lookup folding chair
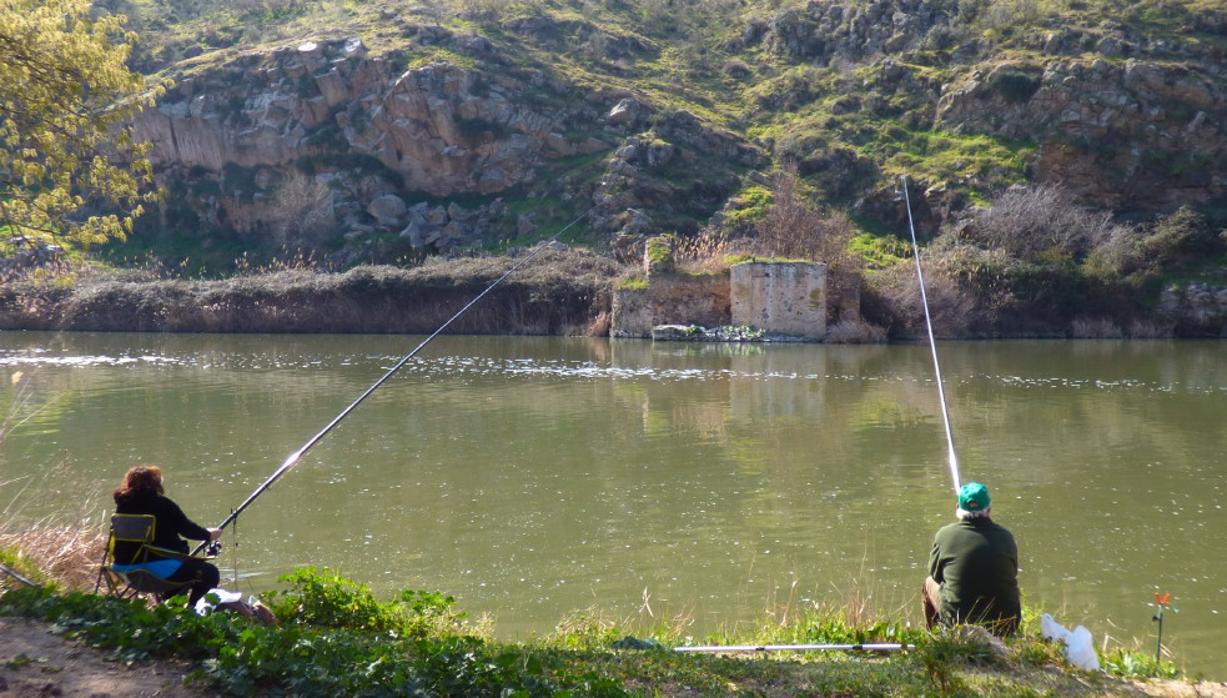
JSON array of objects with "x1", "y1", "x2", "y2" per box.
[{"x1": 95, "y1": 514, "x2": 207, "y2": 601}]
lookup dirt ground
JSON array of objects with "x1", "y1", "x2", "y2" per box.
[{"x1": 0, "y1": 618, "x2": 213, "y2": 698}]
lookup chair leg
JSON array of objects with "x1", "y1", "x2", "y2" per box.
[{"x1": 93, "y1": 546, "x2": 110, "y2": 594}]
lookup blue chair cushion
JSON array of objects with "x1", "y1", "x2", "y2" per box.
[{"x1": 112, "y1": 559, "x2": 183, "y2": 579}]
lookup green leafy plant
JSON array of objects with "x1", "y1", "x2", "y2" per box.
[
  {"x1": 614, "y1": 275, "x2": 648, "y2": 291},
  {"x1": 1100, "y1": 647, "x2": 1180, "y2": 679}
]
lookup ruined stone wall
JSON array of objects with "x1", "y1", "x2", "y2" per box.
[
  {"x1": 730, "y1": 262, "x2": 827, "y2": 339},
  {"x1": 610, "y1": 273, "x2": 731, "y2": 338}
]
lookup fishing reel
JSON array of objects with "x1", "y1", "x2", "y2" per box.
[{"x1": 205, "y1": 540, "x2": 224, "y2": 558}]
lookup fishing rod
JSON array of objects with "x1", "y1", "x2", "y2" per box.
[
  {"x1": 901, "y1": 176, "x2": 961, "y2": 494},
  {"x1": 674, "y1": 642, "x2": 914, "y2": 653},
  {"x1": 193, "y1": 209, "x2": 593, "y2": 555},
  {"x1": 0, "y1": 561, "x2": 39, "y2": 588}
]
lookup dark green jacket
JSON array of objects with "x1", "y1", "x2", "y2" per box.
[{"x1": 929, "y1": 518, "x2": 1020, "y2": 630}]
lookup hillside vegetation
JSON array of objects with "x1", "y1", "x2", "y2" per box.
[{"x1": 16, "y1": 0, "x2": 1227, "y2": 337}]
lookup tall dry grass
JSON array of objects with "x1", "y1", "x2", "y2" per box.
[
  {"x1": 0, "y1": 515, "x2": 107, "y2": 591},
  {"x1": 674, "y1": 228, "x2": 742, "y2": 274},
  {"x1": 2, "y1": 376, "x2": 108, "y2": 591}
]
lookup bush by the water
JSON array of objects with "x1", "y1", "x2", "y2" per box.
[{"x1": 865, "y1": 188, "x2": 1227, "y2": 338}]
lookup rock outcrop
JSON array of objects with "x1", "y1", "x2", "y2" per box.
[
  {"x1": 133, "y1": 31, "x2": 763, "y2": 257},
  {"x1": 755, "y1": 0, "x2": 961, "y2": 63},
  {"x1": 937, "y1": 58, "x2": 1226, "y2": 211},
  {"x1": 137, "y1": 38, "x2": 586, "y2": 196},
  {"x1": 135, "y1": 36, "x2": 609, "y2": 253},
  {"x1": 1158, "y1": 282, "x2": 1227, "y2": 336}
]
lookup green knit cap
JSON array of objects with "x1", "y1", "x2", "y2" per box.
[{"x1": 958, "y1": 482, "x2": 991, "y2": 512}]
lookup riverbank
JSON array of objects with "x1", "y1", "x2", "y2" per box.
[
  {"x1": 5, "y1": 246, "x2": 1227, "y2": 338},
  {"x1": 0, "y1": 557, "x2": 1216, "y2": 697},
  {"x1": 0, "y1": 250, "x2": 619, "y2": 335}
]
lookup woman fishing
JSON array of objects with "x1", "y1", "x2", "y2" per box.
[{"x1": 112, "y1": 465, "x2": 221, "y2": 604}]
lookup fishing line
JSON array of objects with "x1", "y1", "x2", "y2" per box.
[
  {"x1": 194, "y1": 208, "x2": 594, "y2": 554},
  {"x1": 901, "y1": 176, "x2": 961, "y2": 494}
]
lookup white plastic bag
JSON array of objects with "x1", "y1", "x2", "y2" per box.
[
  {"x1": 1040, "y1": 613, "x2": 1101, "y2": 672},
  {"x1": 193, "y1": 587, "x2": 243, "y2": 616}
]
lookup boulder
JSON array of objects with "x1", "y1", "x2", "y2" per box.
[
  {"x1": 608, "y1": 98, "x2": 645, "y2": 126},
  {"x1": 367, "y1": 194, "x2": 408, "y2": 227}
]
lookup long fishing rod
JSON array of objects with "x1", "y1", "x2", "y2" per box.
[
  {"x1": 675, "y1": 642, "x2": 913, "y2": 653},
  {"x1": 901, "y1": 176, "x2": 961, "y2": 494},
  {"x1": 193, "y1": 209, "x2": 593, "y2": 555},
  {"x1": 0, "y1": 561, "x2": 39, "y2": 588}
]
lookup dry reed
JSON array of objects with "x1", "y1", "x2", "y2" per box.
[
  {"x1": 2, "y1": 385, "x2": 108, "y2": 591},
  {"x1": 825, "y1": 318, "x2": 888, "y2": 344},
  {"x1": 1070, "y1": 317, "x2": 1124, "y2": 339},
  {"x1": 0, "y1": 516, "x2": 107, "y2": 591},
  {"x1": 674, "y1": 229, "x2": 740, "y2": 274}
]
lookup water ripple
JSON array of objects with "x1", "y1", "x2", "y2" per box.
[
  {"x1": 3, "y1": 350, "x2": 1225, "y2": 395},
  {"x1": 0, "y1": 353, "x2": 185, "y2": 367}
]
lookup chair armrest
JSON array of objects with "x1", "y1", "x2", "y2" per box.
[{"x1": 143, "y1": 545, "x2": 211, "y2": 561}]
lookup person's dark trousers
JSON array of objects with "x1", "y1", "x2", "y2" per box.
[{"x1": 162, "y1": 558, "x2": 221, "y2": 605}]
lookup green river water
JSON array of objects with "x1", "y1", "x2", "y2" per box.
[{"x1": 1, "y1": 331, "x2": 1224, "y2": 676}]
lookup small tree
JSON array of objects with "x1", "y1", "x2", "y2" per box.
[
  {"x1": 0, "y1": 0, "x2": 165, "y2": 253},
  {"x1": 755, "y1": 167, "x2": 863, "y2": 320},
  {"x1": 267, "y1": 171, "x2": 334, "y2": 247}
]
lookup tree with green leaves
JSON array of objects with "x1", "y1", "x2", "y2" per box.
[{"x1": 0, "y1": 0, "x2": 164, "y2": 254}]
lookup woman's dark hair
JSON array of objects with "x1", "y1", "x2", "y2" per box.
[{"x1": 113, "y1": 465, "x2": 164, "y2": 503}]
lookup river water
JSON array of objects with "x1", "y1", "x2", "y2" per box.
[{"x1": 1, "y1": 331, "x2": 1224, "y2": 675}]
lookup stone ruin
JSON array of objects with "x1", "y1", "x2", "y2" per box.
[{"x1": 611, "y1": 235, "x2": 829, "y2": 341}]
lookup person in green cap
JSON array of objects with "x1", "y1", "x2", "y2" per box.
[{"x1": 923, "y1": 482, "x2": 1021, "y2": 634}]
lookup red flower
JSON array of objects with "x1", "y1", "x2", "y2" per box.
[{"x1": 1154, "y1": 592, "x2": 1171, "y2": 606}]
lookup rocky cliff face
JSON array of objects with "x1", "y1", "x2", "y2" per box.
[
  {"x1": 136, "y1": 37, "x2": 589, "y2": 253},
  {"x1": 137, "y1": 37, "x2": 601, "y2": 193},
  {"x1": 937, "y1": 57, "x2": 1226, "y2": 211},
  {"x1": 134, "y1": 33, "x2": 758, "y2": 259}
]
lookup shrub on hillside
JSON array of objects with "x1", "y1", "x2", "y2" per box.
[
  {"x1": 863, "y1": 239, "x2": 1101, "y2": 337},
  {"x1": 961, "y1": 185, "x2": 1124, "y2": 264},
  {"x1": 990, "y1": 70, "x2": 1041, "y2": 103},
  {"x1": 867, "y1": 252, "x2": 982, "y2": 338},
  {"x1": 967, "y1": 0, "x2": 1045, "y2": 31},
  {"x1": 267, "y1": 172, "x2": 335, "y2": 247},
  {"x1": 1085, "y1": 206, "x2": 1220, "y2": 281},
  {"x1": 1140, "y1": 206, "x2": 1218, "y2": 262}
]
